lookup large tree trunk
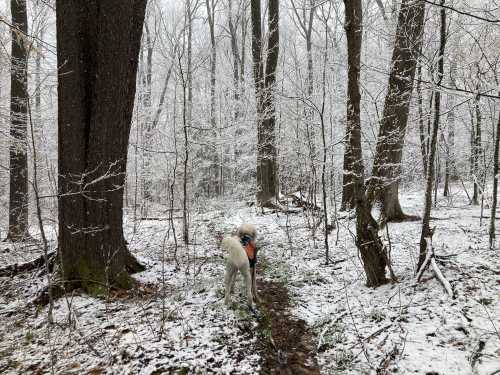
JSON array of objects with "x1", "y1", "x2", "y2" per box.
[
  {"x1": 57, "y1": 0, "x2": 147, "y2": 294},
  {"x1": 366, "y1": 0, "x2": 425, "y2": 222},
  {"x1": 418, "y1": 0, "x2": 446, "y2": 270},
  {"x1": 344, "y1": 0, "x2": 389, "y2": 286},
  {"x1": 7, "y1": 0, "x2": 29, "y2": 241},
  {"x1": 251, "y1": 0, "x2": 279, "y2": 205}
]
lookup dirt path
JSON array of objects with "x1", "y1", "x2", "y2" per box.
[{"x1": 255, "y1": 276, "x2": 320, "y2": 375}]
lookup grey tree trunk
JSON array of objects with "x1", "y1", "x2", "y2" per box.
[
  {"x1": 141, "y1": 21, "x2": 153, "y2": 206},
  {"x1": 57, "y1": 0, "x2": 147, "y2": 294},
  {"x1": 417, "y1": 64, "x2": 428, "y2": 178},
  {"x1": 183, "y1": 0, "x2": 193, "y2": 243},
  {"x1": 472, "y1": 93, "x2": 481, "y2": 205},
  {"x1": 344, "y1": 0, "x2": 389, "y2": 286},
  {"x1": 7, "y1": 0, "x2": 29, "y2": 241},
  {"x1": 418, "y1": 0, "x2": 446, "y2": 271},
  {"x1": 251, "y1": 0, "x2": 280, "y2": 205},
  {"x1": 366, "y1": 0, "x2": 425, "y2": 222}
]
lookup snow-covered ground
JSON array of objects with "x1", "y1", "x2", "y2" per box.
[{"x1": 1, "y1": 187, "x2": 499, "y2": 374}]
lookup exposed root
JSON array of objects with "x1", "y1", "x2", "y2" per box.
[{"x1": 0, "y1": 251, "x2": 57, "y2": 277}]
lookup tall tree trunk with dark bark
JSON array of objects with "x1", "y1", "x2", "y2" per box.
[
  {"x1": 443, "y1": 59, "x2": 457, "y2": 196},
  {"x1": 366, "y1": 0, "x2": 425, "y2": 222},
  {"x1": 183, "y1": 0, "x2": 193, "y2": 243},
  {"x1": 206, "y1": 0, "x2": 220, "y2": 196},
  {"x1": 418, "y1": 0, "x2": 446, "y2": 271},
  {"x1": 251, "y1": 0, "x2": 280, "y2": 205},
  {"x1": 489, "y1": 109, "x2": 500, "y2": 248},
  {"x1": 7, "y1": 0, "x2": 29, "y2": 241},
  {"x1": 344, "y1": 0, "x2": 389, "y2": 286},
  {"x1": 57, "y1": 0, "x2": 147, "y2": 294}
]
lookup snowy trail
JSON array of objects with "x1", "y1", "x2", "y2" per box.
[{"x1": 254, "y1": 256, "x2": 320, "y2": 374}]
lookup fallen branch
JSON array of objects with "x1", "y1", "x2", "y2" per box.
[
  {"x1": 430, "y1": 257, "x2": 454, "y2": 298},
  {"x1": 416, "y1": 240, "x2": 432, "y2": 282}
]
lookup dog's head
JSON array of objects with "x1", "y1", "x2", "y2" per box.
[{"x1": 237, "y1": 223, "x2": 257, "y2": 241}]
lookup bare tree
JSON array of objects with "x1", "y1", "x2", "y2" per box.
[
  {"x1": 57, "y1": 0, "x2": 147, "y2": 294},
  {"x1": 7, "y1": 0, "x2": 29, "y2": 241},
  {"x1": 290, "y1": 0, "x2": 318, "y2": 204},
  {"x1": 418, "y1": 0, "x2": 446, "y2": 271},
  {"x1": 490, "y1": 109, "x2": 500, "y2": 248},
  {"x1": 206, "y1": 0, "x2": 221, "y2": 196},
  {"x1": 344, "y1": 0, "x2": 390, "y2": 286},
  {"x1": 472, "y1": 91, "x2": 482, "y2": 205},
  {"x1": 366, "y1": 0, "x2": 425, "y2": 222},
  {"x1": 443, "y1": 59, "x2": 457, "y2": 196},
  {"x1": 251, "y1": 0, "x2": 280, "y2": 205}
]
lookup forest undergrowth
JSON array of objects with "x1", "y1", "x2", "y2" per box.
[{"x1": 0, "y1": 186, "x2": 499, "y2": 374}]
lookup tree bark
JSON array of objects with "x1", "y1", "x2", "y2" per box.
[
  {"x1": 418, "y1": 0, "x2": 446, "y2": 271},
  {"x1": 344, "y1": 0, "x2": 389, "y2": 286},
  {"x1": 251, "y1": 0, "x2": 280, "y2": 205},
  {"x1": 7, "y1": 0, "x2": 29, "y2": 241},
  {"x1": 183, "y1": 0, "x2": 193, "y2": 243},
  {"x1": 206, "y1": 0, "x2": 220, "y2": 197},
  {"x1": 366, "y1": 0, "x2": 425, "y2": 222},
  {"x1": 417, "y1": 64, "x2": 428, "y2": 179},
  {"x1": 472, "y1": 92, "x2": 481, "y2": 205},
  {"x1": 141, "y1": 20, "x2": 154, "y2": 205},
  {"x1": 291, "y1": 0, "x2": 317, "y2": 204},
  {"x1": 57, "y1": 0, "x2": 147, "y2": 294},
  {"x1": 489, "y1": 109, "x2": 500, "y2": 248},
  {"x1": 443, "y1": 59, "x2": 457, "y2": 196}
]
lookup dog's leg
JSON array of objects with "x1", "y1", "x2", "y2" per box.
[
  {"x1": 242, "y1": 266, "x2": 254, "y2": 308},
  {"x1": 224, "y1": 264, "x2": 236, "y2": 305},
  {"x1": 251, "y1": 267, "x2": 260, "y2": 303},
  {"x1": 229, "y1": 269, "x2": 237, "y2": 294}
]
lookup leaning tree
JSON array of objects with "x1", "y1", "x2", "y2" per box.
[
  {"x1": 57, "y1": 0, "x2": 147, "y2": 294},
  {"x1": 344, "y1": 0, "x2": 391, "y2": 286},
  {"x1": 365, "y1": 0, "x2": 425, "y2": 222}
]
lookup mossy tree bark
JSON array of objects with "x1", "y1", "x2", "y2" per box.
[
  {"x1": 366, "y1": 0, "x2": 425, "y2": 222},
  {"x1": 57, "y1": 0, "x2": 147, "y2": 295},
  {"x1": 344, "y1": 0, "x2": 389, "y2": 286},
  {"x1": 7, "y1": 0, "x2": 29, "y2": 241}
]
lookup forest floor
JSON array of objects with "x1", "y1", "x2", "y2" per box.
[{"x1": 0, "y1": 186, "x2": 499, "y2": 374}]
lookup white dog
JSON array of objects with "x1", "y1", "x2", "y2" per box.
[{"x1": 222, "y1": 224, "x2": 258, "y2": 308}]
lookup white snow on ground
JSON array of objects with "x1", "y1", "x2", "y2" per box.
[{"x1": 0, "y1": 187, "x2": 499, "y2": 374}]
